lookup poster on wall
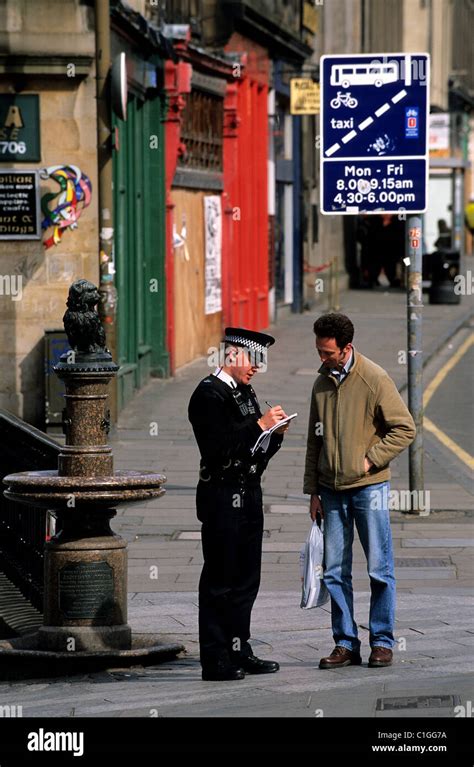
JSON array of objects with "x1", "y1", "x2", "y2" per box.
[{"x1": 204, "y1": 195, "x2": 222, "y2": 315}]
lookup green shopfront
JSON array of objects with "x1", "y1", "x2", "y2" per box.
[{"x1": 111, "y1": 16, "x2": 169, "y2": 411}]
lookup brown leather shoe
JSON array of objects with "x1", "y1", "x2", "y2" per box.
[
  {"x1": 319, "y1": 646, "x2": 362, "y2": 669},
  {"x1": 368, "y1": 647, "x2": 393, "y2": 667}
]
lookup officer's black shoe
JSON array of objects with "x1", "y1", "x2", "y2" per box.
[
  {"x1": 201, "y1": 664, "x2": 245, "y2": 681},
  {"x1": 238, "y1": 654, "x2": 280, "y2": 674}
]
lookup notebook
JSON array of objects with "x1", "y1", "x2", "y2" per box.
[{"x1": 251, "y1": 413, "x2": 298, "y2": 456}]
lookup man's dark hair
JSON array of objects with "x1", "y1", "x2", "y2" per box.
[{"x1": 313, "y1": 313, "x2": 354, "y2": 350}]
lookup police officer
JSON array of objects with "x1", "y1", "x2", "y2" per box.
[{"x1": 188, "y1": 327, "x2": 289, "y2": 681}]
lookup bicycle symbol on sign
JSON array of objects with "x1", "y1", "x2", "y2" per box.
[{"x1": 330, "y1": 91, "x2": 358, "y2": 109}]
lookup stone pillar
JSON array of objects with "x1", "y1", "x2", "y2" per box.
[
  {"x1": 38, "y1": 510, "x2": 131, "y2": 652},
  {"x1": 37, "y1": 282, "x2": 129, "y2": 652},
  {"x1": 3, "y1": 280, "x2": 172, "y2": 661}
]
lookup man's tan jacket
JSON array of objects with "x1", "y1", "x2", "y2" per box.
[{"x1": 303, "y1": 348, "x2": 416, "y2": 494}]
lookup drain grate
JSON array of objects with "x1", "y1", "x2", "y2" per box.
[
  {"x1": 376, "y1": 694, "x2": 460, "y2": 711},
  {"x1": 395, "y1": 558, "x2": 450, "y2": 567}
]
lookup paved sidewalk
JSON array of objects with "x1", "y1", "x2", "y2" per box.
[{"x1": 1, "y1": 284, "x2": 472, "y2": 717}]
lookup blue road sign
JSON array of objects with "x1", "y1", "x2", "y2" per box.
[{"x1": 320, "y1": 53, "x2": 430, "y2": 215}]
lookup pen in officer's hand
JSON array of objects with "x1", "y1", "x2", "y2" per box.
[{"x1": 266, "y1": 400, "x2": 287, "y2": 422}]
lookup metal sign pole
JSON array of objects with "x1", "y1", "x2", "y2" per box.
[{"x1": 406, "y1": 215, "x2": 425, "y2": 513}]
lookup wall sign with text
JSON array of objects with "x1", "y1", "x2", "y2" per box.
[
  {"x1": 0, "y1": 170, "x2": 41, "y2": 239},
  {"x1": 0, "y1": 95, "x2": 41, "y2": 162},
  {"x1": 320, "y1": 53, "x2": 429, "y2": 215}
]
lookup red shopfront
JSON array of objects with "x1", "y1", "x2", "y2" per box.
[
  {"x1": 164, "y1": 37, "x2": 235, "y2": 372},
  {"x1": 163, "y1": 32, "x2": 271, "y2": 373},
  {"x1": 223, "y1": 37, "x2": 271, "y2": 330}
]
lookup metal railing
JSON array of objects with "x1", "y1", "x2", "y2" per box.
[{"x1": 0, "y1": 410, "x2": 61, "y2": 612}]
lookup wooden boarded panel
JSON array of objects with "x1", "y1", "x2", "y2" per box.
[{"x1": 171, "y1": 188, "x2": 223, "y2": 369}]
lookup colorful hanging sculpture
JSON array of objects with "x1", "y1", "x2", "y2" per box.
[{"x1": 40, "y1": 165, "x2": 92, "y2": 249}]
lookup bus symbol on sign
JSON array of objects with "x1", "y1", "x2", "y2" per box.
[{"x1": 330, "y1": 63, "x2": 398, "y2": 89}]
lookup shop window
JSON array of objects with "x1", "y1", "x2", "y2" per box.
[{"x1": 178, "y1": 89, "x2": 224, "y2": 173}]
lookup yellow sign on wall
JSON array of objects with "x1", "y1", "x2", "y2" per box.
[{"x1": 290, "y1": 79, "x2": 320, "y2": 115}]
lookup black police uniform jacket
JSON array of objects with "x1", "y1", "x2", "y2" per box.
[{"x1": 188, "y1": 374, "x2": 283, "y2": 492}]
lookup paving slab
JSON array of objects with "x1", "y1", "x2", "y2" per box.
[{"x1": 2, "y1": 286, "x2": 473, "y2": 721}]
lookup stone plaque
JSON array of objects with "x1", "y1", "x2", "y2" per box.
[
  {"x1": 59, "y1": 561, "x2": 115, "y2": 620},
  {"x1": 0, "y1": 170, "x2": 41, "y2": 239},
  {"x1": 0, "y1": 95, "x2": 40, "y2": 162}
]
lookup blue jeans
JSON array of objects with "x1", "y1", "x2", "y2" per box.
[{"x1": 319, "y1": 481, "x2": 396, "y2": 651}]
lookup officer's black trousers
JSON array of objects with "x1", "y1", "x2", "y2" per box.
[{"x1": 196, "y1": 481, "x2": 264, "y2": 668}]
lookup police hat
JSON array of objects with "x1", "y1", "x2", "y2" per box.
[{"x1": 223, "y1": 327, "x2": 275, "y2": 358}]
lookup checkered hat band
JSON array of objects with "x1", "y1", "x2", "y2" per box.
[{"x1": 225, "y1": 335, "x2": 267, "y2": 355}]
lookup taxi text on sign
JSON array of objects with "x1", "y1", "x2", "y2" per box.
[{"x1": 320, "y1": 53, "x2": 430, "y2": 215}]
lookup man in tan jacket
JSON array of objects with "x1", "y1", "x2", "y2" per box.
[{"x1": 304, "y1": 313, "x2": 416, "y2": 670}]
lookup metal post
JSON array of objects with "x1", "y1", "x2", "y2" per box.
[
  {"x1": 327, "y1": 260, "x2": 333, "y2": 311},
  {"x1": 95, "y1": 0, "x2": 118, "y2": 422},
  {"x1": 333, "y1": 252, "x2": 340, "y2": 311},
  {"x1": 406, "y1": 215, "x2": 425, "y2": 514}
]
